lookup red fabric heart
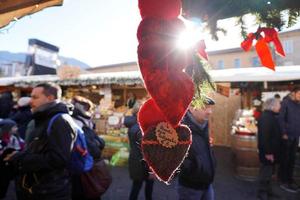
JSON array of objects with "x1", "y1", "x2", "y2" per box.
[
  {"x1": 138, "y1": 98, "x2": 166, "y2": 134},
  {"x1": 141, "y1": 124, "x2": 192, "y2": 183},
  {"x1": 137, "y1": 18, "x2": 185, "y2": 43},
  {"x1": 138, "y1": 58, "x2": 194, "y2": 126},
  {"x1": 138, "y1": 0, "x2": 181, "y2": 20},
  {"x1": 137, "y1": 1, "x2": 194, "y2": 184},
  {"x1": 137, "y1": 18, "x2": 194, "y2": 126}
]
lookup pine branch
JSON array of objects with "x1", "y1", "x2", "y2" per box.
[
  {"x1": 190, "y1": 54, "x2": 215, "y2": 108},
  {"x1": 237, "y1": 16, "x2": 247, "y2": 39},
  {"x1": 288, "y1": 9, "x2": 300, "y2": 27}
]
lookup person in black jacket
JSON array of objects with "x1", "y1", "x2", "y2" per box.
[
  {"x1": 0, "y1": 92, "x2": 14, "y2": 119},
  {"x1": 178, "y1": 96, "x2": 216, "y2": 200},
  {"x1": 4, "y1": 83, "x2": 77, "y2": 200},
  {"x1": 278, "y1": 87, "x2": 300, "y2": 193},
  {"x1": 257, "y1": 98, "x2": 281, "y2": 200},
  {"x1": 10, "y1": 97, "x2": 33, "y2": 140},
  {"x1": 124, "y1": 102, "x2": 154, "y2": 200},
  {"x1": 71, "y1": 96, "x2": 106, "y2": 200}
]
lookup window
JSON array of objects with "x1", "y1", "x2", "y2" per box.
[
  {"x1": 234, "y1": 58, "x2": 241, "y2": 68},
  {"x1": 217, "y1": 60, "x2": 224, "y2": 69},
  {"x1": 282, "y1": 40, "x2": 294, "y2": 54},
  {"x1": 251, "y1": 57, "x2": 260, "y2": 67}
]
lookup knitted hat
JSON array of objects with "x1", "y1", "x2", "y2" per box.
[
  {"x1": 0, "y1": 119, "x2": 17, "y2": 133},
  {"x1": 202, "y1": 95, "x2": 215, "y2": 105},
  {"x1": 17, "y1": 97, "x2": 31, "y2": 107}
]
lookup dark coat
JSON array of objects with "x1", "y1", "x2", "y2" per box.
[
  {"x1": 257, "y1": 110, "x2": 281, "y2": 164},
  {"x1": 178, "y1": 111, "x2": 216, "y2": 190},
  {"x1": 124, "y1": 115, "x2": 148, "y2": 181},
  {"x1": 0, "y1": 92, "x2": 13, "y2": 119},
  {"x1": 72, "y1": 107, "x2": 105, "y2": 160},
  {"x1": 11, "y1": 102, "x2": 76, "y2": 199},
  {"x1": 71, "y1": 107, "x2": 105, "y2": 200},
  {"x1": 10, "y1": 106, "x2": 33, "y2": 139},
  {"x1": 278, "y1": 96, "x2": 300, "y2": 138}
]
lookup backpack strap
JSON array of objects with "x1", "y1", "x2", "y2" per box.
[{"x1": 47, "y1": 113, "x2": 65, "y2": 135}]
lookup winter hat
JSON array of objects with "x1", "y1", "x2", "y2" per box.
[
  {"x1": 132, "y1": 101, "x2": 141, "y2": 115},
  {"x1": 202, "y1": 95, "x2": 215, "y2": 105},
  {"x1": 17, "y1": 97, "x2": 31, "y2": 107},
  {"x1": 0, "y1": 119, "x2": 17, "y2": 133},
  {"x1": 72, "y1": 96, "x2": 94, "y2": 117}
]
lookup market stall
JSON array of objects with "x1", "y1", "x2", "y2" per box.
[
  {"x1": 0, "y1": 71, "x2": 146, "y2": 165},
  {"x1": 209, "y1": 65, "x2": 300, "y2": 180}
]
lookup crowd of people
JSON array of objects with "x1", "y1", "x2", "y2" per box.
[
  {"x1": 257, "y1": 87, "x2": 300, "y2": 200},
  {"x1": 0, "y1": 83, "x2": 106, "y2": 200},
  {"x1": 0, "y1": 83, "x2": 300, "y2": 200}
]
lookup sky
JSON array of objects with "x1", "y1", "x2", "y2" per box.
[
  {"x1": 0, "y1": 0, "x2": 141, "y2": 67},
  {"x1": 0, "y1": 0, "x2": 299, "y2": 67}
]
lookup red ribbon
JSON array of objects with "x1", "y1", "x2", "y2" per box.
[
  {"x1": 197, "y1": 40, "x2": 208, "y2": 61},
  {"x1": 241, "y1": 28, "x2": 285, "y2": 71}
]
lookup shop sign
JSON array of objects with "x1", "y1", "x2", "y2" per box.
[
  {"x1": 57, "y1": 65, "x2": 81, "y2": 79},
  {"x1": 217, "y1": 85, "x2": 230, "y2": 97}
]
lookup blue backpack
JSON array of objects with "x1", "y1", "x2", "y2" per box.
[{"x1": 47, "y1": 113, "x2": 94, "y2": 174}]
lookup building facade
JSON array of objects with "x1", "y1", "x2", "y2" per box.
[
  {"x1": 207, "y1": 28, "x2": 300, "y2": 69},
  {"x1": 0, "y1": 62, "x2": 26, "y2": 77},
  {"x1": 88, "y1": 28, "x2": 300, "y2": 72},
  {"x1": 87, "y1": 62, "x2": 138, "y2": 73}
]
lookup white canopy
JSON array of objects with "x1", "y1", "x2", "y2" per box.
[
  {"x1": 0, "y1": 71, "x2": 143, "y2": 87},
  {"x1": 1, "y1": 66, "x2": 300, "y2": 87},
  {"x1": 209, "y1": 65, "x2": 300, "y2": 82}
]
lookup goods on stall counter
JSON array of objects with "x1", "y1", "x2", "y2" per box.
[
  {"x1": 100, "y1": 134, "x2": 129, "y2": 160},
  {"x1": 110, "y1": 147, "x2": 129, "y2": 167},
  {"x1": 105, "y1": 112, "x2": 128, "y2": 136},
  {"x1": 231, "y1": 109, "x2": 258, "y2": 136}
]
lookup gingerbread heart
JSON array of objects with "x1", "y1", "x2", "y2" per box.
[{"x1": 141, "y1": 122, "x2": 192, "y2": 183}]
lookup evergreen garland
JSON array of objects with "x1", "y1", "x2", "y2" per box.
[
  {"x1": 189, "y1": 54, "x2": 215, "y2": 108},
  {"x1": 182, "y1": 0, "x2": 300, "y2": 39}
]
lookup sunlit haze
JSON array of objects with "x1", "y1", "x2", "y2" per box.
[{"x1": 0, "y1": 1, "x2": 299, "y2": 67}]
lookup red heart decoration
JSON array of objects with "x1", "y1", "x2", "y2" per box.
[
  {"x1": 138, "y1": 98, "x2": 166, "y2": 134},
  {"x1": 137, "y1": 18, "x2": 194, "y2": 126},
  {"x1": 138, "y1": 0, "x2": 181, "y2": 20},
  {"x1": 138, "y1": 62, "x2": 194, "y2": 126},
  {"x1": 141, "y1": 124, "x2": 192, "y2": 183},
  {"x1": 137, "y1": 18, "x2": 191, "y2": 72}
]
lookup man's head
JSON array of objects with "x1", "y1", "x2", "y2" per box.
[
  {"x1": 274, "y1": 93, "x2": 281, "y2": 100},
  {"x1": 291, "y1": 86, "x2": 300, "y2": 102},
  {"x1": 72, "y1": 96, "x2": 94, "y2": 116},
  {"x1": 189, "y1": 95, "x2": 215, "y2": 124},
  {"x1": 128, "y1": 92, "x2": 136, "y2": 99},
  {"x1": 30, "y1": 83, "x2": 62, "y2": 112},
  {"x1": 263, "y1": 98, "x2": 281, "y2": 113},
  {"x1": 0, "y1": 119, "x2": 17, "y2": 135}
]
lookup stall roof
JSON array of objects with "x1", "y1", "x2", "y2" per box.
[
  {"x1": 209, "y1": 66, "x2": 300, "y2": 82},
  {"x1": 1, "y1": 66, "x2": 300, "y2": 87},
  {"x1": 0, "y1": 71, "x2": 143, "y2": 87},
  {"x1": 0, "y1": 0, "x2": 63, "y2": 28}
]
